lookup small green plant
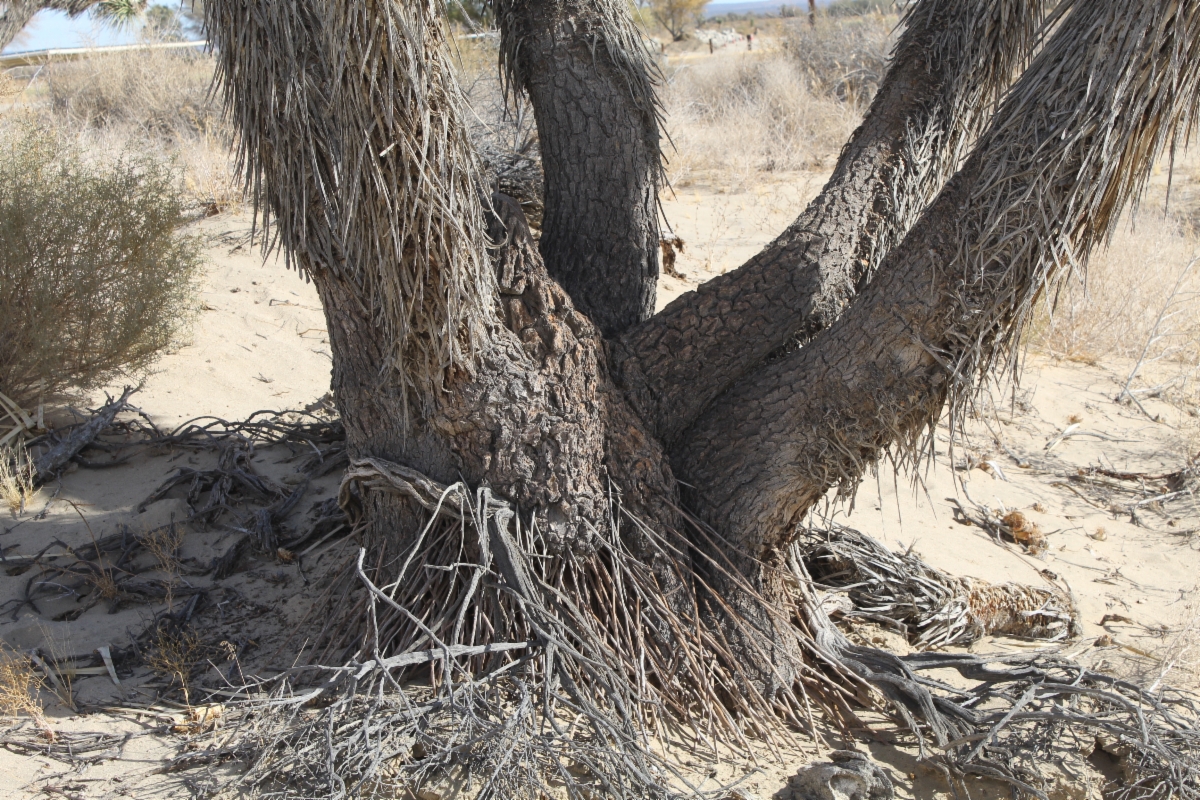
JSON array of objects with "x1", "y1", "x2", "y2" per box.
[{"x1": 0, "y1": 118, "x2": 203, "y2": 408}]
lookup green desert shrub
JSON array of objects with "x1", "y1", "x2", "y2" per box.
[{"x1": 0, "y1": 119, "x2": 203, "y2": 408}]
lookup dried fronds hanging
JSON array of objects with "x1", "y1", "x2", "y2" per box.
[
  {"x1": 202, "y1": 457, "x2": 1200, "y2": 799},
  {"x1": 231, "y1": 457, "x2": 816, "y2": 798},
  {"x1": 865, "y1": 0, "x2": 1047, "y2": 276},
  {"x1": 938, "y1": 0, "x2": 1200, "y2": 438},
  {"x1": 801, "y1": 525, "x2": 1075, "y2": 649},
  {"x1": 205, "y1": 0, "x2": 496, "y2": 419}
]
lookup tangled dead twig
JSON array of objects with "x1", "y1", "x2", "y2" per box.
[
  {"x1": 174, "y1": 457, "x2": 1199, "y2": 800},
  {"x1": 801, "y1": 525, "x2": 1076, "y2": 649}
]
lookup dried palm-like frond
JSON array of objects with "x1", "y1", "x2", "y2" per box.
[
  {"x1": 864, "y1": 0, "x2": 1047, "y2": 276},
  {"x1": 802, "y1": 525, "x2": 1075, "y2": 649},
  {"x1": 937, "y1": 0, "x2": 1200, "y2": 438},
  {"x1": 205, "y1": 0, "x2": 495, "y2": 420}
]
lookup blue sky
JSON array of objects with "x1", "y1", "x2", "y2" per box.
[
  {"x1": 2, "y1": 0, "x2": 794, "y2": 54},
  {"x1": 1, "y1": 1, "x2": 189, "y2": 54}
]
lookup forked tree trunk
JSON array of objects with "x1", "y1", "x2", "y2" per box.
[
  {"x1": 206, "y1": 0, "x2": 679, "y2": 561},
  {"x1": 495, "y1": 0, "x2": 663, "y2": 337},
  {"x1": 206, "y1": 0, "x2": 1200, "y2": 740},
  {"x1": 674, "y1": 0, "x2": 1200, "y2": 603},
  {"x1": 612, "y1": 0, "x2": 1047, "y2": 444}
]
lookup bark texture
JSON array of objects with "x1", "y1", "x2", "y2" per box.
[
  {"x1": 497, "y1": 0, "x2": 663, "y2": 337},
  {"x1": 613, "y1": 0, "x2": 1046, "y2": 445},
  {"x1": 676, "y1": 0, "x2": 1200, "y2": 580},
  {"x1": 206, "y1": 0, "x2": 677, "y2": 557}
]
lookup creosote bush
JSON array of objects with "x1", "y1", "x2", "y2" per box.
[{"x1": 0, "y1": 119, "x2": 203, "y2": 408}]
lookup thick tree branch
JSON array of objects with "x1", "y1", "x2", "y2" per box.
[
  {"x1": 614, "y1": 0, "x2": 1046, "y2": 445},
  {"x1": 495, "y1": 0, "x2": 663, "y2": 337},
  {"x1": 676, "y1": 0, "x2": 1200, "y2": 569},
  {"x1": 1, "y1": 0, "x2": 96, "y2": 50}
]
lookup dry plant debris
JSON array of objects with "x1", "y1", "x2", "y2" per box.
[
  {"x1": 802, "y1": 525, "x2": 1075, "y2": 648},
  {"x1": 0, "y1": 646, "x2": 44, "y2": 725},
  {"x1": 0, "y1": 441, "x2": 35, "y2": 516}
]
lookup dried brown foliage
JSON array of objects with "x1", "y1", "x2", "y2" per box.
[
  {"x1": 0, "y1": 646, "x2": 44, "y2": 725},
  {"x1": 0, "y1": 118, "x2": 203, "y2": 407}
]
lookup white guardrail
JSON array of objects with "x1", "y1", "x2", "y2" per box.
[{"x1": 0, "y1": 39, "x2": 207, "y2": 69}]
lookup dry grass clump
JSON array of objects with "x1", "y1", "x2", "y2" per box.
[
  {"x1": 147, "y1": 626, "x2": 201, "y2": 703},
  {"x1": 1029, "y1": 211, "x2": 1200, "y2": 376},
  {"x1": 140, "y1": 523, "x2": 185, "y2": 577},
  {"x1": 662, "y1": 54, "x2": 862, "y2": 184},
  {"x1": 41, "y1": 46, "x2": 221, "y2": 138},
  {"x1": 0, "y1": 646, "x2": 44, "y2": 724},
  {"x1": 33, "y1": 47, "x2": 240, "y2": 209},
  {"x1": 781, "y1": 12, "x2": 896, "y2": 102},
  {"x1": 0, "y1": 118, "x2": 203, "y2": 408},
  {"x1": 0, "y1": 442, "x2": 36, "y2": 517}
]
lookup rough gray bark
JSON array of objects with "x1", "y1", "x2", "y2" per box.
[
  {"x1": 675, "y1": 0, "x2": 1198, "y2": 588},
  {"x1": 613, "y1": 0, "x2": 1046, "y2": 446},
  {"x1": 205, "y1": 0, "x2": 678, "y2": 560},
  {"x1": 496, "y1": 0, "x2": 663, "y2": 337}
]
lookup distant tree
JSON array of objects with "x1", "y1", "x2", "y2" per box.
[
  {"x1": 648, "y1": 0, "x2": 706, "y2": 41},
  {"x1": 143, "y1": 3, "x2": 182, "y2": 40}
]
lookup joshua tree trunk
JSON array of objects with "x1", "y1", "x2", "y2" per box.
[
  {"x1": 613, "y1": 0, "x2": 1048, "y2": 444},
  {"x1": 203, "y1": 0, "x2": 1200, "y2": 792},
  {"x1": 495, "y1": 0, "x2": 663, "y2": 336}
]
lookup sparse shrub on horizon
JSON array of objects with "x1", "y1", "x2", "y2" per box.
[
  {"x1": 0, "y1": 118, "x2": 203, "y2": 409},
  {"x1": 34, "y1": 48, "x2": 242, "y2": 210},
  {"x1": 663, "y1": 54, "x2": 861, "y2": 184},
  {"x1": 781, "y1": 13, "x2": 896, "y2": 103},
  {"x1": 825, "y1": 0, "x2": 896, "y2": 18},
  {"x1": 41, "y1": 47, "x2": 222, "y2": 139}
]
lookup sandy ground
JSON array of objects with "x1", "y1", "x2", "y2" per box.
[{"x1": 2, "y1": 180, "x2": 1198, "y2": 799}]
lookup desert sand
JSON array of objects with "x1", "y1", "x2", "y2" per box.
[{"x1": 1, "y1": 178, "x2": 1197, "y2": 799}]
